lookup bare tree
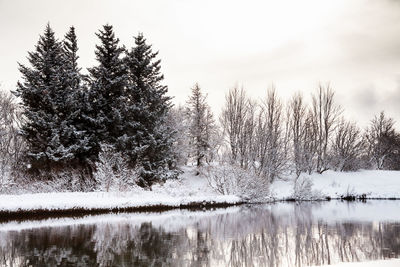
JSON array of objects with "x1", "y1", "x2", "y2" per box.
[
  {"x1": 311, "y1": 84, "x2": 342, "y2": 173},
  {"x1": 331, "y1": 119, "x2": 365, "y2": 171},
  {"x1": 302, "y1": 111, "x2": 319, "y2": 174},
  {"x1": 365, "y1": 111, "x2": 397, "y2": 169},
  {"x1": 287, "y1": 92, "x2": 320, "y2": 177},
  {"x1": 254, "y1": 87, "x2": 287, "y2": 182},
  {"x1": 241, "y1": 100, "x2": 257, "y2": 169},
  {"x1": 186, "y1": 83, "x2": 217, "y2": 167},
  {"x1": 204, "y1": 106, "x2": 221, "y2": 163},
  {"x1": 0, "y1": 91, "x2": 26, "y2": 181},
  {"x1": 220, "y1": 86, "x2": 249, "y2": 165},
  {"x1": 288, "y1": 93, "x2": 307, "y2": 177},
  {"x1": 166, "y1": 105, "x2": 190, "y2": 167}
]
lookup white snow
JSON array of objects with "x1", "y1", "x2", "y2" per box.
[
  {"x1": 271, "y1": 170, "x2": 400, "y2": 200},
  {"x1": 1, "y1": 168, "x2": 400, "y2": 214},
  {"x1": 0, "y1": 166, "x2": 240, "y2": 213},
  {"x1": 309, "y1": 259, "x2": 400, "y2": 267}
]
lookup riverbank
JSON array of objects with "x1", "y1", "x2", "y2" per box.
[
  {"x1": 0, "y1": 191, "x2": 241, "y2": 220},
  {"x1": 1, "y1": 167, "x2": 399, "y2": 219},
  {"x1": 0, "y1": 166, "x2": 241, "y2": 219}
]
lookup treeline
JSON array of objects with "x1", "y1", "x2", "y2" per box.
[
  {"x1": 176, "y1": 85, "x2": 400, "y2": 184},
  {"x1": 1, "y1": 23, "x2": 399, "y2": 193}
]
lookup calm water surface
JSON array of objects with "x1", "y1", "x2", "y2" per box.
[{"x1": 1, "y1": 200, "x2": 400, "y2": 267}]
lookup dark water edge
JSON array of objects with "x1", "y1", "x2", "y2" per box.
[
  {"x1": 0, "y1": 201, "x2": 246, "y2": 223},
  {"x1": 1, "y1": 197, "x2": 400, "y2": 223},
  {"x1": 1, "y1": 200, "x2": 400, "y2": 267}
]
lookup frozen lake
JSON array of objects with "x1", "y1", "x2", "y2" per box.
[{"x1": 1, "y1": 200, "x2": 400, "y2": 266}]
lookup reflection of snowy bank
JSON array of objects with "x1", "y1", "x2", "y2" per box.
[
  {"x1": 1, "y1": 200, "x2": 400, "y2": 233},
  {"x1": 0, "y1": 207, "x2": 241, "y2": 232}
]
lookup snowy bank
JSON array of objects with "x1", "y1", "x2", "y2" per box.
[
  {"x1": 271, "y1": 170, "x2": 400, "y2": 200},
  {"x1": 0, "y1": 166, "x2": 241, "y2": 217},
  {"x1": 309, "y1": 259, "x2": 400, "y2": 267},
  {"x1": 1, "y1": 168, "x2": 400, "y2": 217},
  {"x1": 0, "y1": 191, "x2": 240, "y2": 215}
]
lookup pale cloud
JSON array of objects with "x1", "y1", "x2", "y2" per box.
[{"x1": 1, "y1": 0, "x2": 400, "y2": 126}]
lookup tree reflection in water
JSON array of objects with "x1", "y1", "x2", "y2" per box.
[{"x1": 1, "y1": 202, "x2": 400, "y2": 267}]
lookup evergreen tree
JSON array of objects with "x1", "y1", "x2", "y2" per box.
[
  {"x1": 61, "y1": 26, "x2": 91, "y2": 165},
  {"x1": 87, "y1": 24, "x2": 128, "y2": 158},
  {"x1": 15, "y1": 24, "x2": 87, "y2": 171},
  {"x1": 122, "y1": 33, "x2": 174, "y2": 186},
  {"x1": 186, "y1": 83, "x2": 216, "y2": 167}
]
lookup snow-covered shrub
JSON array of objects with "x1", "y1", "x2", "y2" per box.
[
  {"x1": 94, "y1": 144, "x2": 138, "y2": 192},
  {"x1": 291, "y1": 175, "x2": 323, "y2": 200},
  {"x1": 205, "y1": 162, "x2": 269, "y2": 201},
  {"x1": 3, "y1": 167, "x2": 94, "y2": 193},
  {"x1": 0, "y1": 170, "x2": 84, "y2": 194},
  {"x1": 50, "y1": 169, "x2": 95, "y2": 192}
]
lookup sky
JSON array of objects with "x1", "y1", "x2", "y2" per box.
[{"x1": 1, "y1": 0, "x2": 400, "y2": 126}]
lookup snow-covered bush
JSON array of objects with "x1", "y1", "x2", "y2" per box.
[
  {"x1": 205, "y1": 162, "x2": 269, "y2": 201},
  {"x1": 49, "y1": 169, "x2": 94, "y2": 192},
  {"x1": 291, "y1": 175, "x2": 323, "y2": 200},
  {"x1": 94, "y1": 144, "x2": 139, "y2": 192},
  {"x1": 0, "y1": 167, "x2": 94, "y2": 194}
]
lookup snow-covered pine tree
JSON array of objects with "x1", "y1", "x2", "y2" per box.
[
  {"x1": 61, "y1": 26, "x2": 91, "y2": 165},
  {"x1": 122, "y1": 33, "x2": 175, "y2": 186},
  {"x1": 186, "y1": 83, "x2": 217, "y2": 167},
  {"x1": 15, "y1": 24, "x2": 87, "y2": 171},
  {"x1": 87, "y1": 24, "x2": 128, "y2": 158}
]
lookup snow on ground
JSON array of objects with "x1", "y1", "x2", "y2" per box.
[
  {"x1": 0, "y1": 167, "x2": 400, "y2": 214},
  {"x1": 271, "y1": 170, "x2": 400, "y2": 200},
  {"x1": 309, "y1": 259, "x2": 400, "y2": 267},
  {"x1": 0, "y1": 166, "x2": 239, "y2": 213}
]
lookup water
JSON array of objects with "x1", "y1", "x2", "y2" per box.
[{"x1": 1, "y1": 200, "x2": 400, "y2": 267}]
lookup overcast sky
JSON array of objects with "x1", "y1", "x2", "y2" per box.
[{"x1": 1, "y1": 0, "x2": 400, "y2": 126}]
